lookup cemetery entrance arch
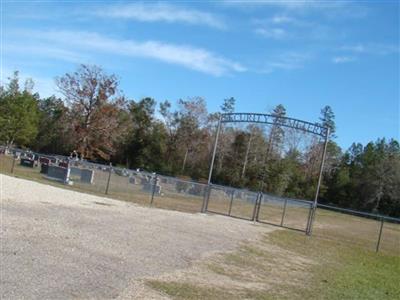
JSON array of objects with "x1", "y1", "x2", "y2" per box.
[{"x1": 203, "y1": 113, "x2": 330, "y2": 235}]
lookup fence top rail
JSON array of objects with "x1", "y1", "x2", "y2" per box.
[
  {"x1": 317, "y1": 203, "x2": 400, "y2": 222},
  {"x1": 157, "y1": 174, "x2": 209, "y2": 187},
  {"x1": 261, "y1": 192, "x2": 313, "y2": 206},
  {"x1": 210, "y1": 183, "x2": 259, "y2": 195}
]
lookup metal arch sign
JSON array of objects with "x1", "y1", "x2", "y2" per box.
[{"x1": 220, "y1": 113, "x2": 329, "y2": 138}]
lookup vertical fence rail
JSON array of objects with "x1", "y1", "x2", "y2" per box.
[
  {"x1": 203, "y1": 184, "x2": 211, "y2": 212},
  {"x1": 11, "y1": 155, "x2": 16, "y2": 173},
  {"x1": 105, "y1": 163, "x2": 112, "y2": 195},
  {"x1": 376, "y1": 218, "x2": 384, "y2": 252},
  {"x1": 254, "y1": 193, "x2": 262, "y2": 222},
  {"x1": 150, "y1": 174, "x2": 158, "y2": 207},
  {"x1": 228, "y1": 190, "x2": 234, "y2": 216},
  {"x1": 280, "y1": 198, "x2": 288, "y2": 227},
  {"x1": 201, "y1": 184, "x2": 210, "y2": 213},
  {"x1": 305, "y1": 205, "x2": 314, "y2": 235}
]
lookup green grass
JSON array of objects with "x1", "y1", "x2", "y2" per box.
[
  {"x1": 148, "y1": 230, "x2": 400, "y2": 300},
  {"x1": 269, "y1": 230, "x2": 400, "y2": 299}
]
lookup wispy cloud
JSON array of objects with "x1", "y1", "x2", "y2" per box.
[
  {"x1": 94, "y1": 3, "x2": 226, "y2": 29},
  {"x1": 7, "y1": 30, "x2": 245, "y2": 76},
  {"x1": 252, "y1": 8, "x2": 347, "y2": 42},
  {"x1": 255, "y1": 27, "x2": 287, "y2": 39},
  {"x1": 332, "y1": 56, "x2": 356, "y2": 64},
  {"x1": 5, "y1": 44, "x2": 87, "y2": 64},
  {"x1": 269, "y1": 15, "x2": 299, "y2": 24},
  {"x1": 340, "y1": 43, "x2": 399, "y2": 55},
  {"x1": 223, "y1": 0, "x2": 368, "y2": 18},
  {"x1": 259, "y1": 52, "x2": 311, "y2": 73}
]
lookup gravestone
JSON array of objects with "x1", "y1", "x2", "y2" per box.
[
  {"x1": 59, "y1": 161, "x2": 69, "y2": 168},
  {"x1": 39, "y1": 157, "x2": 51, "y2": 165},
  {"x1": 25, "y1": 153, "x2": 34, "y2": 160},
  {"x1": 45, "y1": 166, "x2": 71, "y2": 184},
  {"x1": 129, "y1": 176, "x2": 137, "y2": 184},
  {"x1": 69, "y1": 167, "x2": 82, "y2": 178},
  {"x1": 175, "y1": 181, "x2": 189, "y2": 193},
  {"x1": 142, "y1": 183, "x2": 162, "y2": 194},
  {"x1": 40, "y1": 163, "x2": 49, "y2": 174},
  {"x1": 20, "y1": 158, "x2": 34, "y2": 168},
  {"x1": 142, "y1": 177, "x2": 162, "y2": 194},
  {"x1": 80, "y1": 169, "x2": 94, "y2": 184},
  {"x1": 115, "y1": 168, "x2": 129, "y2": 177},
  {"x1": 188, "y1": 184, "x2": 203, "y2": 196},
  {"x1": 140, "y1": 177, "x2": 149, "y2": 185}
]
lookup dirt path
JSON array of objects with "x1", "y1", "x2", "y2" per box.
[{"x1": 0, "y1": 175, "x2": 273, "y2": 299}]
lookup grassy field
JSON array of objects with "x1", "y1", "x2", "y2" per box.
[{"x1": 147, "y1": 229, "x2": 400, "y2": 299}]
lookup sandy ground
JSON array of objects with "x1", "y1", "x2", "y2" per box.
[{"x1": 0, "y1": 175, "x2": 273, "y2": 299}]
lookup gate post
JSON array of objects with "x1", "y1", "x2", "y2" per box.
[
  {"x1": 255, "y1": 193, "x2": 263, "y2": 221},
  {"x1": 306, "y1": 203, "x2": 314, "y2": 235},
  {"x1": 201, "y1": 184, "x2": 210, "y2": 213},
  {"x1": 202, "y1": 184, "x2": 212, "y2": 213},
  {"x1": 207, "y1": 115, "x2": 222, "y2": 185},
  {"x1": 308, "y1": 128, "x2": 330, "y2": 235},
  {"x1": 252, "y1": 193, "x2": 262, "y2": 222}
]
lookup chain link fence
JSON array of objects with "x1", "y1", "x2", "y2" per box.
[
  {"x1": 1, "y1": 146, "x2": 399, "y2": 253},
  {"x1": 314, "y1": 204, "x2": 400, "y2": 253}
]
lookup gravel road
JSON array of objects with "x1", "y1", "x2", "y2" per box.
[{"x1": 0, "y1": 175, "x2": 272, "y2": 299}]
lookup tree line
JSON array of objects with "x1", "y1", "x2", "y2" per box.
[{"x1": 1, "y1": 65, "x2": 399, "y2": 217}]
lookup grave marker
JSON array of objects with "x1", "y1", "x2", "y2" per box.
[
  {"x1": 80, "y1": 169, "x2": 94, "y2": 184},
  {"x1": 20, "y1": 158, "x2": 34, "y2": 168},
  {"x1": 40, "y1": 163, "x2": 49, "y2": 174},
  {"x1": 59, "y1": 161, "x2": 69, "y2": 168},
  {"x1": 69, "y1": 167, "x2": 82, "y2": 178},
  {"x1": 39, "y1": 157, "x2": 51, "y2": 165},
  {"x1": 45, "y1": 166, "x2": 71, "y2": 184}
]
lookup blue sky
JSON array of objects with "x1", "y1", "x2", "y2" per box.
[{"x1": 2, "y1": 0, "x2": 399, "y2": 149}]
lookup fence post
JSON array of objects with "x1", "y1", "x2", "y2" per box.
[
  {"x1": 280, "y1": 198, "x2": 288, "y2": 227},
  {"x1": 251, "y1": 193, "x2": 260, "y2": 221},
  {"x1": 228, "y1": 189, "x2": 234, "y2": 216},
  {"x1": 306, "y1": 204, "x2": 315, "y2": 235},
  {"x1": 257, "y1": 193, "x2": 263, "y2": 221},
  {"x1": 201, "y1": 184, "x2": 210, "y2": 213},
  {"x1": 150, "y1": 174, "x2": 158, "y2": 207},
  {"x1": 376, "y1": 217, "x2": 384, "y2": 252},
  {"x1": 309, "y1": 128, "x2": 330, "y2": 235},
  {"x1": 105, "y1": 162, "x2": 112, "y2": 195},
  {"x1": 204, "y1": 185, "x2": 211, "y2": 212},
  {"x1": 11, "y1": 155, "x2": 16, "y2": 173},
  {"x1": 252, "y1": 193, "x2": 263, "y2": 222}
]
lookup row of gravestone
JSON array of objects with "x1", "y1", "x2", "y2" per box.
[
  {"x1": 5, "y1": 148, "x2": 257, "y2": 201},
  {"x1": 11, "y1": 151, "x2": 95, "y2": 185}
]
